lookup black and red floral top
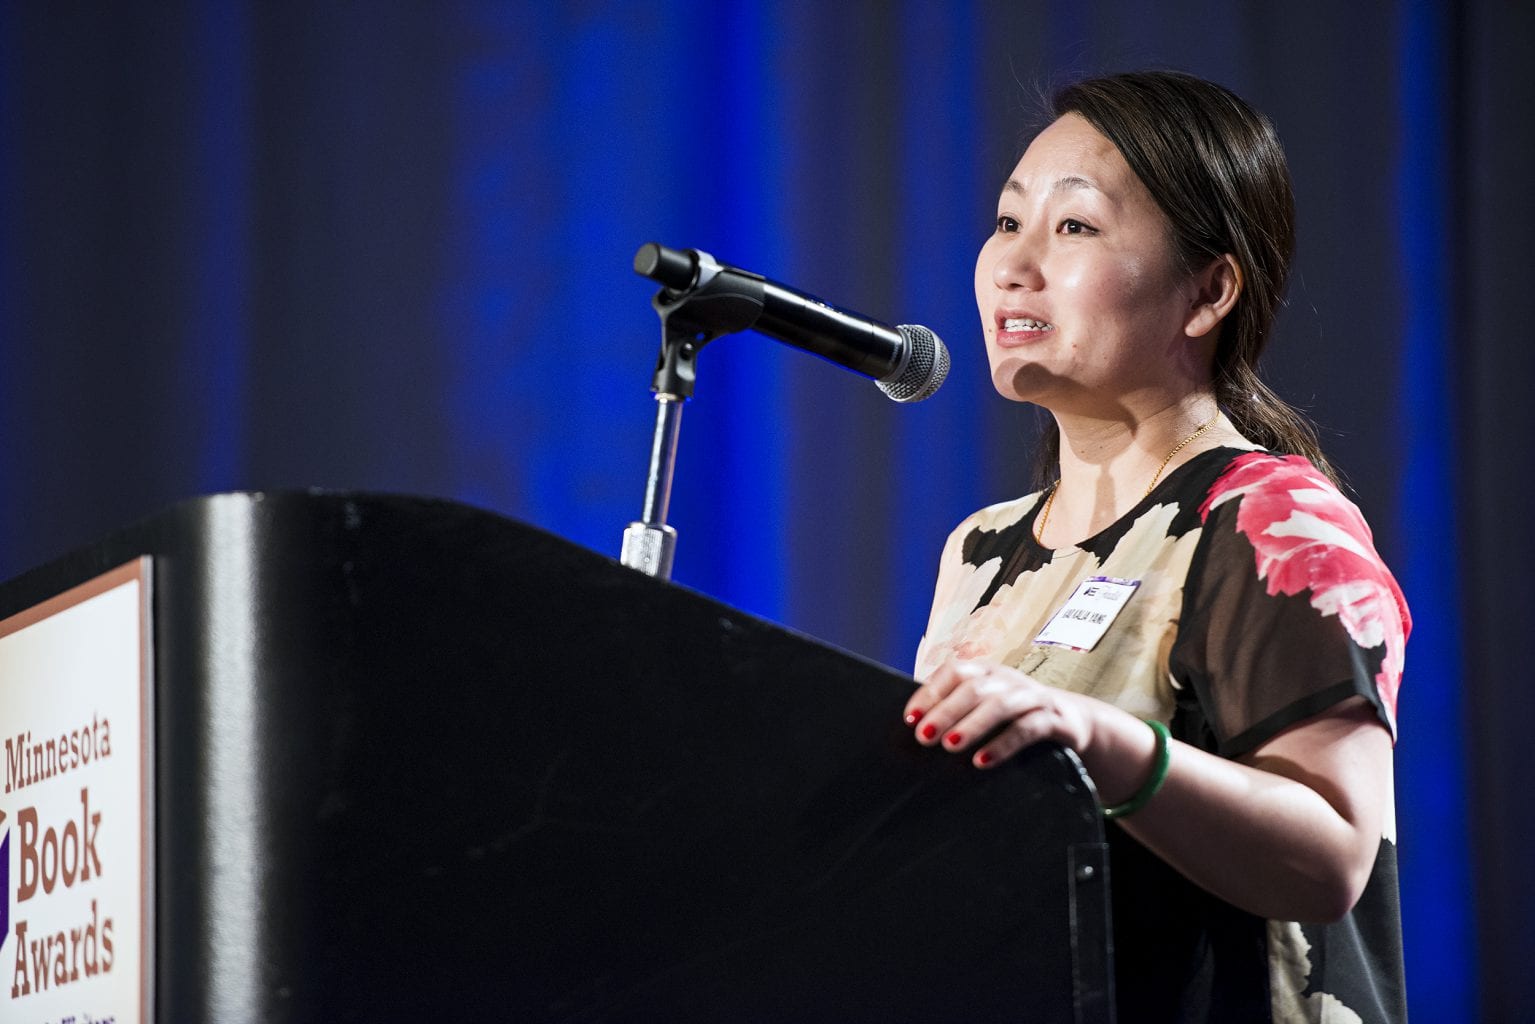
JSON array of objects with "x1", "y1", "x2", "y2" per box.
[{"x1": 916, "y1": 447, "x2": 1410, "y2": 1023}]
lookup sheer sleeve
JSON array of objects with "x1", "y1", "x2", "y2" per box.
[{"x1": 1169, "y1": 453, "x2": 1410, "y2": 757}]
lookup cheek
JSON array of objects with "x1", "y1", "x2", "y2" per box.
[
  {"x1": 1112, "y1": 254, "x2": 1154, "y2": 302},
  {"x1": 973, "y1": 241, "x2": 997, "y2": 314},
  {"x1": 1116, "y1": 258, "x2": 1192, "y2": 339},
  {"x1": 1068, "y1": 254, "x2": 1159, "y2": 322}
]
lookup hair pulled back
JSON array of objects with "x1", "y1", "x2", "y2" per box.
[{"x1": 1032, "y1": 70, "x2": 1334, "y2": 486}]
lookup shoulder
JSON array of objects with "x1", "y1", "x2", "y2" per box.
[
  {"x1": 957, "y1": 490, "x2": 1049, "y2": 537},
  {"x1": 937, "y1": 490, "x2": 1049, "y2": 565},
  {"x1": 1190, "y1": 450, "x2": 1411, "y2": 730},
  {"x1": 1196, "y1": 452, "x2": 1390, "y2": 587},
  {"x1": 1199, "y1": 450, "x2": 1357, "y2": 524}
]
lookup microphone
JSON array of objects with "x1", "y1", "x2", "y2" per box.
[{"x1": 633, "y1": 243, "x2": 949, "y2": 403}]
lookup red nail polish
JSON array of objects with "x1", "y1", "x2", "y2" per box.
[
  {"x1": 905, "y1": 708, "x2": 925, "y2": 725},
  {"x1": 977, "y1": 750, "x2": 994, "y2": 767},
  {"x1": 945, "y1": 731, "x2": 963, "y2": 746},
  {"x1": 920, "y1": 723, "x2": 938, "y2": 741}
]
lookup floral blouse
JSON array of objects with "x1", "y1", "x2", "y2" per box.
[{"x1": 916, "y1": 447, "x2": 1410, "y2": 1023}]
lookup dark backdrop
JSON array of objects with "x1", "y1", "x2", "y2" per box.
[{"x1": 2, "y1": 2, "x2": 1528, "y2": 1017}]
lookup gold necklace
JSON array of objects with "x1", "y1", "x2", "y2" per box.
[
  {"x1": 1033, "y1": 412, "x2": 1219, "y2": 546},
  {"x1": 1142, "y1": 411, "x2": 1219, "y2": 496}
]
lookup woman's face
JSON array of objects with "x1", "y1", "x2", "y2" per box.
[{"x1": 975, "y1": 113, "x2": 1203, "y2": 414}]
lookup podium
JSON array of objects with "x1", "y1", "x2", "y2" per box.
[{"x1": 0, "y1": 493, "x2": 1114, "y2": 1023}]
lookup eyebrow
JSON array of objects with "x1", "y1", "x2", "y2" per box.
[{"x1": 1003, "y1": 175, "x2": 1102, "y2": 196}]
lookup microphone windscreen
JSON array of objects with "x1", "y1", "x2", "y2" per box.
[{"x1": 877, "y1": 325, "x2": 950, "y2": 403}]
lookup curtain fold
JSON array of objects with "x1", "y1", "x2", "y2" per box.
[{"x1": 1, "y1": 2, "x2": 1518, "y2": 1014}]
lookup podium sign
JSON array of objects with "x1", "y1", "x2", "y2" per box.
[{"x1": 0, "y1": 560, "x2": 151, "y2": 1023}]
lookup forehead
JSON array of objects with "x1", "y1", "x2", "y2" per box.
[{"x1": 1006, "y1": 113, "x2": 1138, "y2": 200}]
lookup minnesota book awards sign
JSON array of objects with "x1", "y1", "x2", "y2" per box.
[{"x1": 0, "y1": 561, "x2": 150, "y2": 1024}]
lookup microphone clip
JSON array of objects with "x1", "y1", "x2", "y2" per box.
[{"x1": 637, "y1": 245, "x2": 766, "y2": 400}]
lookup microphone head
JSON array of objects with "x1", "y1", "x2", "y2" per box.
[{"x1": 877, "y1": 325, "x2": 950, "y2": 403}]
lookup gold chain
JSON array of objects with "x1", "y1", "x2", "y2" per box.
[
  {"x1": 1033, "y1": 482, "x2": 1060, "y2": 546},
  {"x1": 1033, "y1": 411, "x2": 1219, "y2": 546},
  {"x1": 1142, "y1": 411, "x2": 1219, "y2": 497}
]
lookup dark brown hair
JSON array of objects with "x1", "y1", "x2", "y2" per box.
[{"x1": 1031, "y1": 70, "x2": 1335, "y2": 487}]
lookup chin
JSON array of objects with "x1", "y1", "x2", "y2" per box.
[{"x1": 990, "y1": 356, "x2": 1057, "y2": 404}]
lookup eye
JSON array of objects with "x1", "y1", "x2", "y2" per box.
[
  {"x1": 995, "y1": 215, "x2": 1020, "y2": 234},
  {"x1": 1059, "y1": 218, "x2": 1097, "y2": 235}
]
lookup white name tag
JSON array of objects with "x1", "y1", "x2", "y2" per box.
[{"x1": 1034, "y1": 575, "x2": 1140, "y2": 652}]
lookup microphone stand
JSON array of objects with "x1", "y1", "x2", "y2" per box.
[
  {"x1": 617, "y1": 362, "x2": 688, "y2": 580},
  {"x1": 620, "y1": 246, "x2": 762, "y2": 579}
]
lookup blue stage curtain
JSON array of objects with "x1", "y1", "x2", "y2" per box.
[{"x1": 3, "y1": 2, "x2": 1522, "y2": 1015}]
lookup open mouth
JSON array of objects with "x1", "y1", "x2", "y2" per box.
[{"x1": 1000, "y1": 317, "x2": 1054, "y2": 332}]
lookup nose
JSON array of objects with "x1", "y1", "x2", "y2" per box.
[{"x1": 991, "y1": 234, "x2": 1044, "y2": 291}]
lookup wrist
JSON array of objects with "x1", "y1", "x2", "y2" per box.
[
  {"x1": 1078, "y1": 705, "x2": 1167, "y2": 809},
  {"x1": 1102, "y1": 719, "x2": 1171, "y2": 819}
]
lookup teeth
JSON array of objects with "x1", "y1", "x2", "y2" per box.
[{"x1": 1002, "y1": 318, "x2": 1053, "y2": 331}]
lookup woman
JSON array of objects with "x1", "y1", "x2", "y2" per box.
[{"x1": 904, "y1": 71, "x2": 1409, "y2": 1022}]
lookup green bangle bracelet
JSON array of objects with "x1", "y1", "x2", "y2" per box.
[{"x1": 1103, "y1": 718, "x2": 1171, "y2": 820}]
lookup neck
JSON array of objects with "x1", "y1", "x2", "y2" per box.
[{"x1": 1036, "y1": 394, "x2": 1235, "y2": 547}]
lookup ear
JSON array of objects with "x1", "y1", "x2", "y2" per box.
[{"x1": 1184, "y1": 254, "x2": 1243, "y2": 340}]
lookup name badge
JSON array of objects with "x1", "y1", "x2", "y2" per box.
[{"x1": 1034, "y1": 576, "x2": 1141, "y2": 652}]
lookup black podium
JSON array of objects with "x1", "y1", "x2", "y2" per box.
[{"x1": 0, "y1": 493, "x2": 1113, "y2": 1023}]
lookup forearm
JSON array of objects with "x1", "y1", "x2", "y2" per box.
[
  {"x1": 1075, "y1": 697, "x2": 1388, "y2": 923},
  {"x1": 908, "y1": 661, "x2": 1393, "y2": 923}
]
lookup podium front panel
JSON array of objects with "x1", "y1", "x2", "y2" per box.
[{"x1": 0, "y1": 493, "x2": 1113, "y2": 1023}]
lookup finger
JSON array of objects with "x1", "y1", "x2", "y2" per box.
[
  {"x1": 903, "y1": 658, "x2": 982, "y2": 725},
  {"x1": 910, "y1": 663, "x2": 990, "y2": 746},
  {"x1": 935, "y1": 667, "x2": 1049, "y2": 752},
  {"x1": 972, "y1": 705, "x2": 1065, "y2": 769}
]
